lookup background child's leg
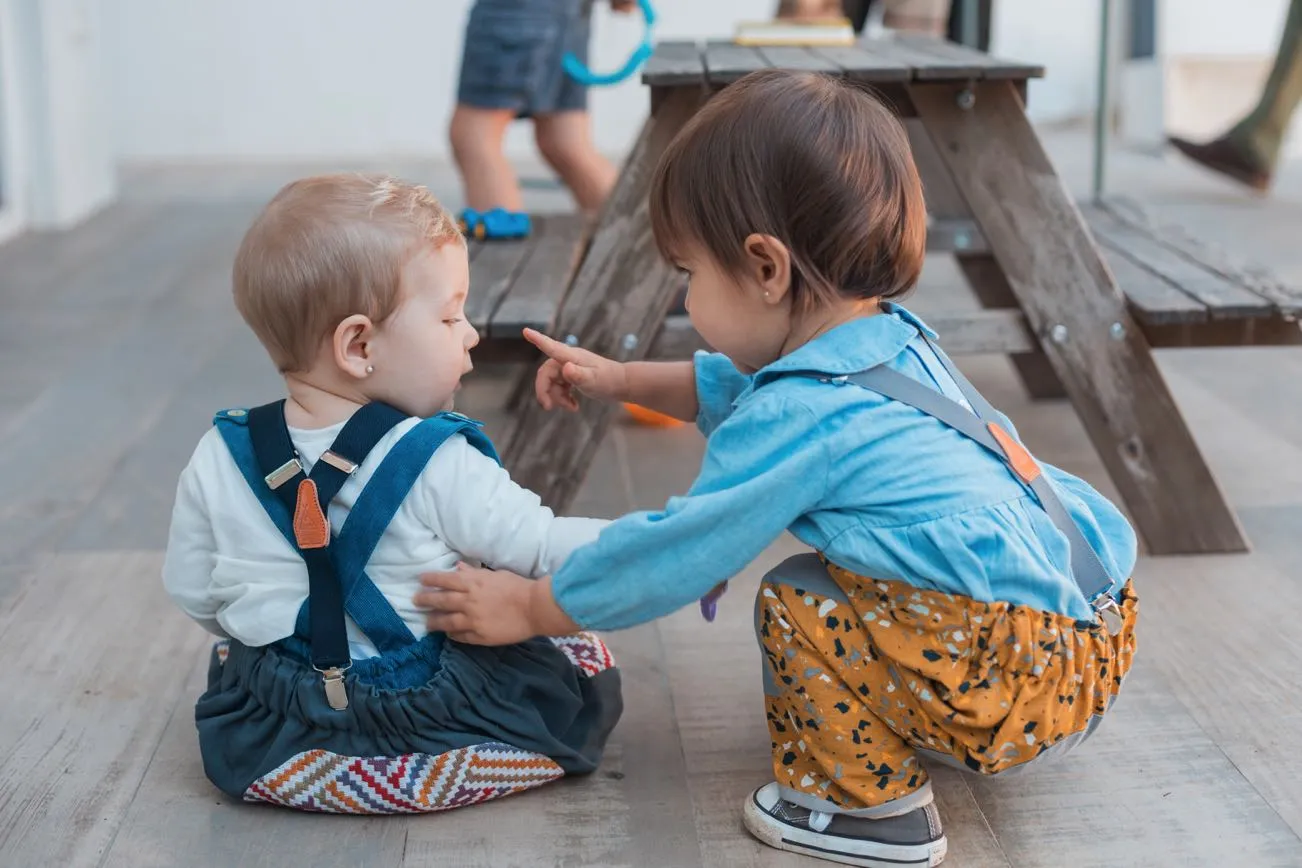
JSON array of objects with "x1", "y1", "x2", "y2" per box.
[
  {"x1": 533, "y1": 111, "x2": 617, "y2": 214},
  {"x1": 450, "y1": 106, "x2": 524, "y2": 212}
]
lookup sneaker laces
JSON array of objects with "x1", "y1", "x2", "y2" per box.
[{"x1": 769, "y1": 798, "x2": 833, "y2": 833}]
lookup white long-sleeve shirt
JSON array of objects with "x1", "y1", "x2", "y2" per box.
[{"x1": 163, "y1": 417, "x2": 607, "y2": 658}]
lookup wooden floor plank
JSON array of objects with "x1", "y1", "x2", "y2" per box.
[
  {"x1": 0, "y1": 201, "x2": 168, "y2": 310},
  {"x1": 404, "y1": 624, "x2": 707, "y2": 868},
  {"x1": 0, "y1": 203, "x2": 205, "y2": 436},
  {"x1": 1155, "y1": 360, "x2": 1302, "y2": 510},
  {"x1": 59, "y1": 325, "x2": 278, "y2": 552},
  {"x1": 99, "y1": 647, "x2": 409, "y2": 868},
  {"x1": 1135, "y1": 504, "x2": 1302, "y2": 837},
  {"x1": 1160, "y1": 344, "x2": 1302, "y2": 454},
  {"x1": 966, "y1": 659, "x2": 1302, "y2": 867},
  {"x1": 0, "y1": 204, "x2": 255, "y2": 576},
  {"x1": 0, "y1": 552, "x2": 202, "y2": 868}
]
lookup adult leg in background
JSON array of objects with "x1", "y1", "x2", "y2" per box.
[{"x1": 1169, "y1": 0, "x2": 1302, "y2": 191}]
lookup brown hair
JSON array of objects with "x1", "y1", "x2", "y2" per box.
[
  {"x1": 233, "y1": 173, "x2": 462, "y2": 373},
  {"x1": 649, "y1": 69, "x2": 926, "y2": 310}
]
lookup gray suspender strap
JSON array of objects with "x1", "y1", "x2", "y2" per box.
[{"x1": 831, "y1": 336, "x2": 1124, "y2": 634}]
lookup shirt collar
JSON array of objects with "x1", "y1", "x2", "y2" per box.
[{"x1": 751, "y1": 302, "x2": 938, "y2": 388}]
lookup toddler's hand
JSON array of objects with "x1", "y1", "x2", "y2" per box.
[
  {"x1": 417, "y1": 563, "x2": 541, "y2": 646},
  {"x1": 524, "y1": 328, "x2": 629, "y2": 411}
]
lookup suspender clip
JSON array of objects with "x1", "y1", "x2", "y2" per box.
[
  {"x1": 264, "y1": 458, "x2": 303, "y2": 490},
  {"x1": 319, "y1": 450, "x2": 358, "y2": 474},
  {"x1": 316, "y1": 665, "x2": 351, "y2": 710},
  {"x1": 1092, "y1": 594, "x2": 1123, "y2": 636}
]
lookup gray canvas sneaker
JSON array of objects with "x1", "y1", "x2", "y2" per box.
[{"x1": 742, "y1": 783, "x2": 947, "y2": 867}]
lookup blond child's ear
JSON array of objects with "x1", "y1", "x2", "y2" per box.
[
  {"x1": 742, "y1": 233, "x2": 793, "y2": 306},
  {"x1": 332, "y1": 314, "x2": 377, "y2": 379}
]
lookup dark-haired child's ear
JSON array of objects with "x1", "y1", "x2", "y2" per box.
[
  {"x1": 333, "y1": 314, "x2": 376, "y2": 379},
  {"x1": 743, "y1": 233, "x2": 792, "y2": 305}
]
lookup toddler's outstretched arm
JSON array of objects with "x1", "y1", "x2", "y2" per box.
[{"x1": 524, "y1": 329, "x2": 698, "y2": 422}]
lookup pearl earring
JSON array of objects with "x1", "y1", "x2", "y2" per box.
[{"x1": 366, "y1": 365, "x2": 374, "y2": 374}]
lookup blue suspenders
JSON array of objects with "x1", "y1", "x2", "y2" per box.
[
  {"x1": 214, "y1": 404, "x2": 502, "y2": 709},
  {"x1": 794, "y1": 332, "x2": 1124, "y2": 634}
]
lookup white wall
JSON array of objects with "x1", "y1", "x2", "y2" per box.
[
  {"x1": 94, "y1": 0, "x2": 1302, "y2": 164},
  {"x1": 107, "y1": 0, "x2": 767, "y2": 162},
  {"x1": 989, "y1": 0, "x2": 1103, "y2": 125},
  {"x1": 1161, "y1": 0, "x2": 1291, "y2": 56},
  {"x1": 6, "y1": 0, "x2": 115, "y2": 228}
]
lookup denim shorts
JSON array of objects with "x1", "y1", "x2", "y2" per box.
[{"x1": 456, "y1": 0, "x2": 593, "y2": 116}]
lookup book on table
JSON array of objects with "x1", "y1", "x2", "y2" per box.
[{"x1": 734, "y1": 17, "x2": 856, "y2": 47}]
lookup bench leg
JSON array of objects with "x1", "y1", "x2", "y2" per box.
[
  {"x1": 905, "y1": 119, "x2": 1067, "y2": 400},
  {"x1": 501, "y1": 86, "x2": 703, "y2": 510},
  {"x1": 957, "y1": 254, "x2": 1069, "y2": 400},
  {"x1": 910, "y1": 81, "x2": 1248, "y2": 555}
]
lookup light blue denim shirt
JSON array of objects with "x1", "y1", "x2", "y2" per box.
[{"x1": 551, "y1": 304, "x2": 1138, "y2": 630}]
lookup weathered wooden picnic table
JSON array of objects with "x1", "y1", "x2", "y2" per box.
[{"x1": 485, "y1": 35, "x2": 1302, "y2": 556}]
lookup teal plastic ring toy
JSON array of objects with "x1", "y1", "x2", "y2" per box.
[{"x1": 562, "y1": 0, "x2": 657, "y2": 87}]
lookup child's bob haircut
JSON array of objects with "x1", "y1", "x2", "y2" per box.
[
  {"x1": 233, "y1": 173, "x2": 463, "y2": 373},
  {"x1": 649, "y1": 70, "x2": 927, "y2": 311}
]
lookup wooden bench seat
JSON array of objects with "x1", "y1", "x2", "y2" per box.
[
  {"x1": 472, "y1": 200, "x2": 1300, "y2": 363},
  {"x1": 1080, "y1": 198, "x2": 1302, "y2": 347},
  {"x1": 465, "y1": 215, "x2": 586, "y2": 361}
]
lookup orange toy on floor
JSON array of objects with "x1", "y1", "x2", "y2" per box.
[{"x1": 622, "y1": 403, "x2": 684, "y2": 427}]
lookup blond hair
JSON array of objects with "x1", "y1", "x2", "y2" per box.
[{"x1": 233, "y1": 173, "x2": 463, "y2": 373}]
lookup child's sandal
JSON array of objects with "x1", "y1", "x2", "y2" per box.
[{"x1": 458, "y1": 207, "x2": 532, "y2": 241}]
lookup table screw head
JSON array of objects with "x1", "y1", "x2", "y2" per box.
[
  {"x1": 1049, "y1": 323, "x2": 1069, "y2": 344},
  {"x1": 956, "y1": 88, "x2": 976, "y2": 110}
]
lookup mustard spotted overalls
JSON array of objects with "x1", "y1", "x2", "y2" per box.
[{"x1": 753, "y1": 334, "x2": 1138, "y2": 816}]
